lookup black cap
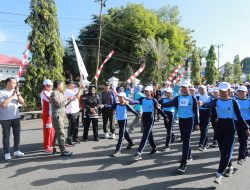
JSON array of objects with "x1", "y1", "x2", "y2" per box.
[{"x1": 66, "y1": 79, "x2": 74, "y2": 85}]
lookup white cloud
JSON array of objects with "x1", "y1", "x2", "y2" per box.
[{"x1": 0, "y1": 30, "x2": 7, "y2": 43}]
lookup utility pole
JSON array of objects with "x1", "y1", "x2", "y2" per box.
[
  {"x1": 95, "y1": 0, "x2": 106, "y2": 87},
  {"x1": 214, "y1": 44, "x2": 223, "y2": 69}
]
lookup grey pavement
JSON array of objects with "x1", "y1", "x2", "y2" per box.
[{"x1": 0, "y1": 115, "x2": 250, "y2": 190}]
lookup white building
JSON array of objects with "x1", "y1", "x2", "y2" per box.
[{"x1": 0, "y1": 54, "x2": 25, "y2": 82}]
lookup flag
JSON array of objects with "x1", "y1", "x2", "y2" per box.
[
  {"x1": 127, "y1": 65, "x2": 145, "y2": 83},
  {"x1": 17, "y1": 42, "x2": 30, "y2": 81},
  {"x1": 172, "y1": 71, "x2": 186, "y2": 84},
  {"x1": 94, "y1": 50, "x2": 115, "y2": 80},
  {"x1": 72, "y1": 34, "x2": 88, "y2": 80},
  {"x1": 166, "y1": 64, "x2": 183, "y2": 84}
]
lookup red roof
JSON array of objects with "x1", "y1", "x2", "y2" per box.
[{"x1": 0, "y1": 54, "x2": 22, "y2": 66}]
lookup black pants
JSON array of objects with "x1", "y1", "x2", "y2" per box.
[
  {"x1": 102, "y1": 108, "x2": 115, "y2": 134},
  {"x1": 0, "y1": 118, "x2": 21, "y2": 154},
  {"x1": 210, "y1": 109, "x2": 217, "y2": 142},
  {"x1": 66, "y1": 112, "x2": 79, "y2": 143},
  {"x1": 235, "y1": 120, "x2": 249, "y2": 160},
  {"x1": 137, "y1": 112, "x2": 156, "y2": 154},
  {"x1": 216, "y1": 119, "x2": 235, "y2": 174},
  {"x1": 115, "y1": 120, "x2": 133, "y2": 151},
  {"x1": 199, "y1": 109, "x2": 211, "y2": 147},
  {"x1": 179, "y1": 118, "x2": 193, "y2": 165},
  {"x1": 163, "y1": 111, "x2": 174, "y2": 147},
  {"x1": 83, "y1": 118, "x2": 99, "y2": 140}
]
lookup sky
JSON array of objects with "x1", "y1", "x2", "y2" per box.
[{"x1": 0, "y1": 0, "x2": 250, "y2": 68}]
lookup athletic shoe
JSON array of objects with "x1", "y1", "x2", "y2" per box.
[
  {"x1": 111, "y1": 133, "x2": 116, "y2": 139},
  {"x1": 224, "y1": 166, "x2": 234, "y2": 177},
  {"x1": 73, "y1": 138, "x2": 81, "y2": 143},
  {"x1": 112, "y1": 151, "x2": 121, "y2": 157},
  {"x1": 61, "y1": 150, "x2": 73, "y2": 157},
  {"x1": 126, "y1": 143, "x2": 134, "y2": 150},
  {"x1": 197, "y1": 146, "x2": 204, "y2": 152},
  {"x1": 52, "y1": 147, "x2": 60, "y2": 154},
  {"x1": 237, "y1": 159, "x2": 245, "y2": 165},
  {"x1": 187, "y1": 156, "x2": 193, "y2": 162},
  {"x1": 178, "y1": 164, "x2": 187, "y2": 173},
  {"x1": 132, "y1": 153, "x2": 142, "y2": 161},
  {"x1": 161, "y1": 146, "x2": 170, "y2": 152},
  {"x1": 214, "y1": 174, "x2": 222, "y2": 184},
  {"x1": 4, "y1": 153, "x2": 11, "y2": 161},
  {"x1": 65, "y1": 142, "x2": 75, "y2": 147},
  {"x1": 150, "y1": 148, "x2": 158, "y2": 155},
  {"x1": 13, "y1": 150, "x2": 24, "y2": 157},
  {"x1": 82, "y1": 138, "x2": 88, "y2": 142},
  {"x1": 94, "y1": 137, "x2": 100, "y2": 141},
  {"x1": 44, "y1": 148, "x2": 53, "y2": 154},
  {"x1": 211, "y1": 141, "x2": 218, "y2": 148},
  {"x1": 104, "y1": 132, "x2": 110, "y2": 139}
]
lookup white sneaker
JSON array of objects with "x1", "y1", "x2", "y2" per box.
[
  {"x1": 214, "y1": 175, "x2": 222, "y2": 184},
  {"x1": 4, "y1": 153, "x2": 11, "y2": 161},
  {"x1": 13, "y1": 150, "x2": 24, "y2": 157},
  {"x1": 104, "y1": 132, "x2": 110, "y2": 139},
  {"x1": 111, "y1": 133, "x2": 116, "y2": 139}
]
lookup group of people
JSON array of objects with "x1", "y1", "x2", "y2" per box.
[{"x1": 1, "y1": 76, "x2": 250, "y2": 185}]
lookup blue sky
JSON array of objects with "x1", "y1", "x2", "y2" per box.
[{"x1": 0, "y1": 0, "x2": 250, "y2": 67}]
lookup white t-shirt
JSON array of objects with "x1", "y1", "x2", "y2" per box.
[
  {"x1": 0, "y1": 89, "x2": 20, "y2": 120},
  {"x1": 64, "y1": 88, "x2": 80, "y2": 114}
]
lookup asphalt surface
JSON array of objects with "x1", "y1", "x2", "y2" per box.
[{"x1": 1, "y1": 114, "x2": 250, "y2": 190}]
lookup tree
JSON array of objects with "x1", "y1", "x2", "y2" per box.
[
  {"x1": 233, "y1": 55, "x2": 242, "y2": 83},
  {"x1": 190, "y1": 47, "x2": 201, "y2": 85},
  {"x1": 241, "y1": 57, "x2": 250, "y2": 75},
  {"x1": 24, "y1": 0, "x2": 64, "y2": 109},
  {"x1": 222, "y1": 62, "x2": 234, "y2": 83},
  {"x1": 63, "y1": 3, "x2": 195, "y2": 84},
  {"x1": 205, "y1": 45, "x2": 218, "y2": 84}
]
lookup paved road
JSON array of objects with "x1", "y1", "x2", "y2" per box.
[{"x1": 0, "y1": 115, "x2": 250, "y2": 190}]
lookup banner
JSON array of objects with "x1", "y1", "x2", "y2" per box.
[
  {"x1": 126, "y1": 65, "x2": 145, "y2": 83},
  {"x1": 166, "y1": 63, "x2": 183, "y2": 84},
  {"x1": 94, "y1": 50, "x2": 115, "y2": 80},
  {"x1": 17, "y1": 42, "x2": 30, "y2": 81},
  {"x1": 72, "y1": 34, "x2": 88, "y2": 80}
]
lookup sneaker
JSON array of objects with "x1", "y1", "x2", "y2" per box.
[
  {"x1": 111, "y1": 133, "x2": 116, "y2": 139},
  {"x1": 4, "y1": 153, "x2": 11, "y2": 161},
  {"x1": 132, "y1": 153, "x2": 142, "y2": 161},
  {"x1": 61, "y1": 150, "x2": 73, "y2": 157},
  {"x1": 44, "y1": 148, "x2": 53, "y2": 154},
  {"x1": 65, "y1": 142, "x2": 76, "y2": 147},
  {"x1": 187, "y1": 156, "x2": 193, "y2": 162},
  {"x1": 73, "y1": 138, "x2": 81, "y2": 143},
  {"x1": 178, "y1": 164, "x2": 187, "y2": 173},
  {"x1": 214, "y1": 174, "x2": 222, "y2": 184},
  {"x1": 126, "y1": 143, "x2": 134, "y2": 150},
  {"x1": 13, "y1": 150, "x2": 24, "y2": 157},
  {"x1": 82, "y1": 138, "x2": 88, "y2": 142},
  {"x1": 53, "y1": 147, "x2": 60, "y2": 154},
  {"x1": 94, "y1": 137, "x2": 100, "y2": 141},
  {"x1": 211, "y1": 141, "x2": 218, "y2": 148},
  {"x1": 104, "y1": 132, "x2": 110, "y2": 139},
  {"x1": 161, "y1": 146, "x2": 170, "y2": 152},
  {"x1": 237, "y1": 159, "x2": 245, "y2": 165},
  {"x1": 197, "y1": 146, "x2": 205, "y2": 152},
  {"x1": 224, "y1": 166, "x2": 234, "y2": 177},
  {"x1": 112, "y1": 150, "x2": 121, "y2": 157},
  {"x1": 150, "y1": 148, "x2": 158, "y2": 155}
]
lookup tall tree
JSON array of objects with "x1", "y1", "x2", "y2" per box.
[
  {"x1": 233, "y1": 55, "x2": 242, "y2": 83},
  {"x1": 190, "y1": 47, "x2": 201, "y2": 85},
  {"x1": 24, "y1": 0, "x2": 64, "y2": 109},
  {"x1": 222, "y1": 62, "x2": 234, "y2": 83},
  {"x1": 205, "y1": 45, "x2": 218, "y2": 84}
]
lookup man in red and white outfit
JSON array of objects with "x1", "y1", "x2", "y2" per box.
[{"x1": 40, "y1": 79, "x2": 55, "y2": 153}]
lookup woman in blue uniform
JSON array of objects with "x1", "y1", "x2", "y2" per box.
[
  {"x1": 132, "y1": 85, "x2": 166, "y2": 161},
  {"x1": 235, "y1": 85, "x2": 250, "y2": 165},
  {"x1": 162, "y1": 81, "x2": 199, "y2": 173},
  {"x1": 111, "y1": 92, "x2": 139, "y2": 157},
  {"x1": 159, "y1": 87, "x2": 175, "y2": 152},
  {"x1": 201, "y1": 82, "x2": 250, "y2": 185}
]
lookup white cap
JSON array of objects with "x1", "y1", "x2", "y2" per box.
[
  {"x1": 163, "y1": 88, "x2": 172, "y2": 93},
  {"x1": 208, "y1": 88, "x2": 213, "y2": 93},
  {"x1": 117, "y1": 92, "x2": 126, "y2": 97},
  {"x1": 144, "y1": 85, "x2": 153, "y2": 91},
  {"x1": 43, "y1": 79, "x2": 53, "y2": 86},
  {"x1": 218, "y1": 82, "x2": 230, "y2": 91},
  {"x1": 230, "y1": 88, "x2": 235, "y2": 92},
  {"x1": 181, "y1": 81, "x2": 190, "y2": 88},
  {"x1": 245, "y1": 82, "x2": 250, "y2": 85},
  {"x1": 199, "y1": 85, "x2": 207, "y2": 89},
  {"x1": 213, "y1": 87, "x2": 219, "y2": 93},
  {"x1": 237, "y1": 85, "x2": 248, "y2": 92}
]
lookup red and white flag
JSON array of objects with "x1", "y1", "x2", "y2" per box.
[
  {"x1": 17, "y1": 42, "x2": 30, "y2": 81},
  {"x1": 127, "y1": 65, "x2": 145, "y2": 83},
  {"x1": 94, "y1": 50, "x2": 115, "y2": 80},
  {"x1": 173, "y1": 71, "x2": 186, "y2": 84},
  {"x1": 166, "y1": 63, "x2": 183, "y2": 84}
]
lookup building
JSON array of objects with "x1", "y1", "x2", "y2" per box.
[{"x1": 0, "y1": 54, "x2": 25, "y2": 82}]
